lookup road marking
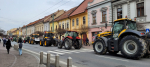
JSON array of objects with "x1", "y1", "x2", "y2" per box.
[
  {"x1": 47, "y1": 51, "x2": 64, "y2": 55},
  {"x1": 43, "y1": 52, "x2": 55, "y2": 56},
  {"x1": 96, "y1": 55, "x2": 129, "y2": 62},
  {"x1": 22, "y1": 48, "x2": 77, "y2": 67},
  {"x1": 10, "y1": 54, "x2": 17, "y2": 67}
]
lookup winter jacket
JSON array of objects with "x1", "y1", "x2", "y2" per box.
[{"x1": 6, "y1": 39, "x2": 11, "y2": 49}]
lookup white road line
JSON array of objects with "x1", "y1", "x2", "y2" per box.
[
  {"x1": 10, "y1": 54, "x2": 17, "y2": 67},
  {"x1": 43, "y1": 52, "x2": 55, "y2": 56},
  {"x1": 81, "y1": 49, "x2": 94, "y2": 51},
  {"x1": 47, "y1": 51, "x2": 64, "y2": 55},
  {"x1": 96, "y1": 55, "x2": 129, "y2": 62},
  {"x1": 22, "y1": 48, "x2": 77, "y2": 67}
]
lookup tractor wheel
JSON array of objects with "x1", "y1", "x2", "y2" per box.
[
  {"x1": 108, "y1": 51, "x2": 119, "y2": 55},
  {"x1": 58, "y1": 42, "x2": 62, "y2": 49},
  {"x1": 32, "y1": 40, "x2": 34, "y2": 44},
  {"x1": 64, "y1": 38, "x2": 72, "y2": 50},
  {"x1": 44, "y1": 41, "x2": 48, "y2": 47},
  {"x1": 29, "y1": 40, "x2": 31, "y2": 44},
  {"x1": 39, "y1": 41, "x2": 43, "y2": 46},
  {"x1": 74, "y1": 40, "x2": 82, "y2": 49},
  {"x1": 143, "y1": 42, "x2": 150, "y2": 58},
  {"x1": 120, "y1": 35, "x2": 147, "y2": 59},
  {"x1": 93, "y1": 40, "x2": 107, "y2": 55}
]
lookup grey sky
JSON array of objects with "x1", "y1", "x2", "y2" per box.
[{"x1": 0, "y1": 0, "x2": 84, "y2": 31}]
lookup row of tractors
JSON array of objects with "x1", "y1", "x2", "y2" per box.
[
  {"x1": 19, "y1": 18, "x2": 150, "y2": 59},
  {"x1": 23, "y1": 31, "x2": 82, "y2": 50}
]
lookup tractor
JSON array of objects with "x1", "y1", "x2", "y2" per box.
[
  {"x1": 29, "y1": 34, "x2": 40, "y2": 44},
  {"x1": 39, "y1": 32, "x2": 56, "y2": 47},
  {"x1": 23, "y1": 36, "x2": 30, "y2": 43},
  {"x1": 93, "y1": 18, "x2": 150, "y2": 59},
  {"x1": 57, "y1": 31, "x2": 82, "y2": 50}
]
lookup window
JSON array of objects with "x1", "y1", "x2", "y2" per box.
[
  {"x1": 137, "y1": 2, "x2": 144, "y2": 17},
  {"x1": 51, "y1": 27, "x2": 52, "y2": 31},
  {"x1": 76, "y1": 18, "x2": 79, "y2": 25},
  {"x1": 67, "y1": 23, "x2": 69, "y2": 29},
  {"x1": 92, "y1": 14, "x2": 96, "y2": 24},
  {"x1": 59, "y1": 24, "x2": 61, "y2": 28},
  {"x1": 117, "y1": 8, "x2": 122, "y2": 19},
  {"x1": 72, "y1": 19, "x2": 74, "y2": 26},
  {"x1": 62, "y1": 23, "x2": 64, "y2": 29},
  {"x1": 83, "y1": 16, "x2": 86, "y2": 24},
  {"x1": 56, "y1": 25, "x2": 57, "y2": 30},
  {"x1": 65, "y1": 23, "x2": 67, "y2": 29},
  {"x1": 102, "y1": 11, "x2": 107, "y2": 22}
]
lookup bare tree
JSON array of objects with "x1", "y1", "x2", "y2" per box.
[
  {"x1": 75, "y1": 25, "x2": 90, "y2": 44},
  {"x1": 55, "y1": 28, "x2": 66, "y2": 39},
  {"x1": 0, "y1": 28, "x2": 5, "y2": 36}
]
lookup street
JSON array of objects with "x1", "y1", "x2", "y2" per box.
[{"x1": 11, "y1": 42, "x2": 150, "y2": 67}]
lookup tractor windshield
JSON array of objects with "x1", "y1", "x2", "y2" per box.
[
  {"x1": 45, "y1": 33, "x2": 54, "y2": 37},
  {"x1": 127, "y1": 21, "x2": 137, "y2": 30},
  {"x1": 65, "y1": 31, "x2": 78, "y2": 37},
  {"x1": 113, "y1": 21, "x2": 124, "y2": 34},
  {"x1": 33, "y1": 35, "x2": 39, "y2": 38}
]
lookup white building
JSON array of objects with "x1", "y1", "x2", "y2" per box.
[{"x1": 112, "y1": 0, "x2": 149, "y2": 30}]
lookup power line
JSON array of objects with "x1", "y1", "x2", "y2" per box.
[{"x1": 20, "y1": 0, "x2": 64, "y2": 26}]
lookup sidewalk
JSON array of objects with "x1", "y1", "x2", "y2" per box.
[
  {"x1": 0, "y1": 42, "x2": 39, "y2": 67},
  {"x1": 82, "y1": 44, "x2": 93, "y2": 50}
]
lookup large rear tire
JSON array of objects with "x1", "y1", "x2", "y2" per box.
[
  {"x1": 93, "y1": 40, "x2": 107, "y2": 55},
  {"x1": 64, "y1": 38, "x2": 72, "y2": 50},
  {"x1": 120, "y1": 35, "x2": 147, "y2": 59}
]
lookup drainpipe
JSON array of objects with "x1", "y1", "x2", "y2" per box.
[{"x1": 111, "y1": 1, "x2": 113, "y2": 25}]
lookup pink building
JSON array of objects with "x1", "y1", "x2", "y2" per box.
[{"x1": 87, "y1": 0, "x2": 112, "y2": 43}]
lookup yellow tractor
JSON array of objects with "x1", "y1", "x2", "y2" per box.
[
  {"x1": 29, "y1": 34, "x2": 40, "y2": 44},
  {"x1": 39, "y1": 32, "x2": 56, "y2": 47},
  {"x1": 93, "y1": 18, "x2": 150, "y2": 59}
]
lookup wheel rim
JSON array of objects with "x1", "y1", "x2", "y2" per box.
[
  {"x1": 65, "y1": 40, "x2": 69, "y2": 48},
  {"x1": 95, "y1": 42, "x2": 103, "y2": 52},
  {"x1": 29, "y1": 41, "x2": 30, "y2": 43},
  {"x1": 123, "y1": 40, "x2": 138, "y2": 54},
  {"x1": 45, "y1": 41, "x2": 46, "y2": 46}
]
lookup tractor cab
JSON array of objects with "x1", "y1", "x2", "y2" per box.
[
  {"x1": 29, "y1": 34, "x2": 40, "y2": 44},
  {"x1": 44, "y1": 32, "x2": 54, "y2": 39},
  {"x1": 112, "y1": 18, "x2": 137, "y2": 38},
  {"x1": 64, "y1": 31, "x2": 80, "y2": 40},
  {"x1": 31, "y1": 34, "x2": 39, "y2": 39}
]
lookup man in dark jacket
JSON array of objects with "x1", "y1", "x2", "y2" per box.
[
  {"x1": 6, "y1": 39, "x2": 11, "y2": 54},
  {"x1": 86, "y1": 37, "x2": 90, "y2": 46},
  {"x1": 3, "y1": 37, "x2": 6, "y2": 47}
]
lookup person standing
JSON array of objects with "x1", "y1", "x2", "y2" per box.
[
  {"x1": 86, "y1": 37, "x2": 90, "y2": 46},
  {"x1": 3, "y1": 37, "x2": 6, "y2": 47},
  {"x1": 18, "y1": 37, "x2": 23, "y2": 55},
  {"x1": 0, "y1": 38, "x2": 1, "y2": 43},
  {"x1": 6, "y1": 39, "x2": 11, "y2": 54}
]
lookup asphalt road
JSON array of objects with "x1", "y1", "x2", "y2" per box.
[{"x1": 11, "y1": 42, "x2": 150, "y2": 67}]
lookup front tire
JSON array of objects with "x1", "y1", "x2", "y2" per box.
[
  {"x1": 40, "y1": 41, "x2": 43, "y2": 46},
  {"x1": 120, "y1": 35, "x2": 147, "y2": 59},
  {"x1": 64, "y1": 38, "x2": 72, "y2": 50},
  {"x1": 93, "y1": 40, "x2": 107, "y2": 55},
  {"x1": 44, "y1": 41, "x2": 48, "y2": 47}
]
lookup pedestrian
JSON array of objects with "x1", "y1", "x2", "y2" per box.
[
  {"x1": 86, "y1": 37, "x2": 90, "y2": 46},
  {"x1": 18, "y1": 37, "x2": 23, "y2": 55},
  {"x1": 3, "y1": 37, "x2": 6, "y2": 47},
  {"x1": 83, "y1": 38, "x2": 86, "y2": 46},
  {"x1": 6, "y1": 39, "x2": 12, "y2": 54},
  {"x1": 0, "y1": 38, "x2": 1, "y2": 43}
]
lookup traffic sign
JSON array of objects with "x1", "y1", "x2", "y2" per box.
[{"x1": 146, "y1": 28, "x2": 149, "y2": 32}]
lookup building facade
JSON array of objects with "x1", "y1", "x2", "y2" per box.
[
  {"x1": 87, "y1": 0, "x2": 112, "y2": 43},
  {"x1": 112, "y1": 0, "x2": 149, "y2": 30}
]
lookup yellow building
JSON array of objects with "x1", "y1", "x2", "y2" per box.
[{"x1": 69, "y1": 0, "x2": 92, "y2": 40}]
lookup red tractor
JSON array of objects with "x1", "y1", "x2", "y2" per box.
[{"x1": 57, "y1": 31, "x2": 82, "y2": 50}]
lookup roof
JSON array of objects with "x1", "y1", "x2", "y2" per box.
[
  {"x1": 114, "y1": 18, "x2": 131, "y2": 22},
  {"x1": 44, "y1": 10, "x2": 64, "y2": 23},
  {"x1": 54, "y1": 7, "x2": 77, "y2": 21},
  {"x1": 70, "y1": 0, "x2": 93, "y2": 17}
]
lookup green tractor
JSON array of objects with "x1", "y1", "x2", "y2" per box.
[
  {"x1": 39, "y1": 32, "x2": 56, "y2": 47},
  {"x1": 29, "y1": 34, "x2": 40, "y2": 44},
  {"x1": 93, "y1": 18, "x2": 150, "y2": 59}
]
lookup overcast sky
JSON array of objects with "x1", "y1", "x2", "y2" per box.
[{"x1": 0, "y1": 0, "x2": 84, "y2": 31}]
